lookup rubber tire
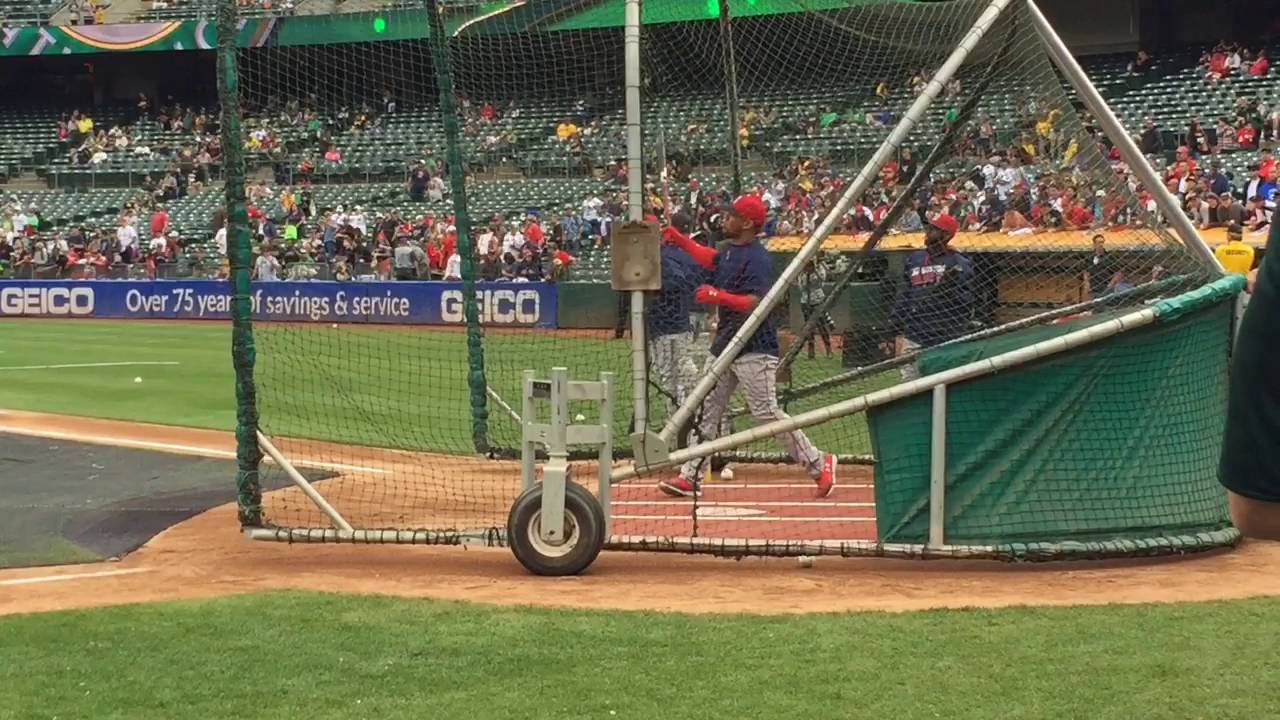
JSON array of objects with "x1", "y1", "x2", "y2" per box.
[{"x1": 508, "y1": 482, "x2": 606, "y2": 576}]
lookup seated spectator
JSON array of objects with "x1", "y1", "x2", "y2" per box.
[
  {"x1": 1247, "y1": 195, "x2": 1271, "y2": 231},
  {"x1": 1237, "y1": 119, "x2": 1258, "y2": 150},
  {"x1": 1139, "y1": 118, "x2": 1162, "y2": 155},
  {"x1": 1217, "y1": 118, "x2": 1240, "y2": 152},
  {"x1": 1250, "y1": 50, "x2": 1271, "y2": 76},
  {"x1": 555, "y1": 118, "x2": 580, "y2": 142}
]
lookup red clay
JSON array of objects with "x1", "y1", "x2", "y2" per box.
[{"x1": 2, "y1": 409, "x2": 1280, "y2": 617}]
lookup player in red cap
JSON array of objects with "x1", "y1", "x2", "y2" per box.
[
  {"x1": 887, "y1": 212, "x2": 976, "y2": 379},
  {"x1": 658, "y1": 194, "x2": 837, "y2": 498}
]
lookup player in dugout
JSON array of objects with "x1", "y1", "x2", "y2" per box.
[
  {"x1": 657, "y1": 194, "x2": 837, "y2": 499},
  {"x1": 887, "y1": 213, "x2": 976, "y2": 379},
  {"x1": 1219, "y1": 218, "x2": 1277, "y2": 539}
]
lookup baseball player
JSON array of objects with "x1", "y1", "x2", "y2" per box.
[
  {"x1": 887, "y1": 213, "x2": 976, "y2": 380},
  {"x1": 649, "y1": 212, "x2": 703, "y2": 420},
  {"x1": 657, "y1": 194, "x2": 837, "y2": 498}
]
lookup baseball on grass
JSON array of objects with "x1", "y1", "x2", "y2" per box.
[
  {"x1": 574, "y1": 413, "x2": 586, "y2": 422},
  {"x1": 133, "y1": 377, "x2": 143, "y2": 384},
  {"x1": 797, "y1": 555, "x2": 814, "y2": 568},
  {"x1": 331, "y1": 323, "x2": 339, "y2": 329},
  {"x1": 720, "y1": 467, "x2": 735, "y2": 481}
]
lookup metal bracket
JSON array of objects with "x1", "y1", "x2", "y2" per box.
[
  {"x1": 522, "y1": 367, "x2": 615, "y2": 541},
  {"x1": 629, "y1": 430, "x2": 671, "y2": 470}
]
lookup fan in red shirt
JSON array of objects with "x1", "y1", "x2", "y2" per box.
[
  {"x1": 1260, "y1": 149, "x2": 1277, "y2": 181},
  {"x1": 524, "y1": 216, "x2": 545, "y2": 247},
  {"x1": 1064, "y1": 202, "x2": 1093, "y2": 229},
  {"x1": 150, "y1": 207, "x2": 169, "y2": 238},
  {"x1": 1238, "y1": 123, "x2": 1259, "y2": 149}
]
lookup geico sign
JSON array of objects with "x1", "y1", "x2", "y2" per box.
[
  {"x1": 441, "y1": 288, "x2": 541, "y2": 325},
  {"x1": 0, "y1": 286, "x2": 95, "y2": 316}
]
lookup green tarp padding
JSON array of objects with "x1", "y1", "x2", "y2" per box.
[{"x1": 870, "y1": 297, "x2": 1235, "y2": 546}]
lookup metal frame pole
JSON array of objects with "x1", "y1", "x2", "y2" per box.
[
  {"x1": 719, "y1": 0, "x2": 743, "y2": 197},
  {"x1": 1024, "y1": 0, "x2": 1223, "y2": 274},
  {"x1": 624, "y1": 0, "x2": 648, "y2": 436},
  {"x1": 257, "y1": 431, "x2": 353, "y2": 533},
  {"x1": 657, "y1": 0, "x2": 1016, "y2": 447},
  {"x1": 928, "y1": 384, "x2": 948, "y2": 549}
]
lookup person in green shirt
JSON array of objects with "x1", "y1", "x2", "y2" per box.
[{"x1": 1220, "y1": 218, "x2": 1280, "y2": 539}]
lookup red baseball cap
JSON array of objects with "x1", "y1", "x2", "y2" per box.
[
  {"x1": 731, "y1": 194, "x2": 768, "y2": 229},
  {"x1": 929, "y1": 213, "x2": 960, "y2": 236}
]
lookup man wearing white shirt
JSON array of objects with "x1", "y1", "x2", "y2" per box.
[
  {"x1": 116, "y1": 216, "x2": 139, "y2": 263},
  {"x1": 477, "y1": 227, "x2": 496, "y2": 256},
  {"x1": 502, "y1": 224, "x2": 525, "y2": 258},
  {"x1": 443, "y1": 250, "x2": 462, "y2": 280},
  {"x1": 581, "y1": 196, "x2": 603, "y2": 237},
  {"x1": 254, "y1": 248, "x2": 280, "y2": 281},
  {"x1": 330, "y1": 206, "x2": 347, "y2": 231},
  {"x1": 214, "y1": 225, "x2": 227, "y2": 256},
  {"x1": 348, "y1": 207, "x2": 367, "y2": 237}
]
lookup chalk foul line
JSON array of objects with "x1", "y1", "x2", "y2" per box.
[
  {"x1": 0, "y1": 361, "x2": 181, "y2": 371},
  {"x1": 0, "y1": 568, "x2": 152, "y2": 587},
  {"x1": 0, "y1": 425, "x2": 388, "y2": 475}
]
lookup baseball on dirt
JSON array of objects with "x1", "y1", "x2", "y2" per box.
[
  {"x1": 720, "y1": 467, "x2": 735, "y2": 481},
  {"x1": 331, "y1": 323, "x2": 339, "y2": 329},
  {"x1": 798, "y1": 555, "x2": 814, "y2": 568},
  {"x1": 133, "y1": 377, "x2": 143, "y2": 383}
]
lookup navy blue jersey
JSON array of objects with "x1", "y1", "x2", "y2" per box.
[
  {"x1": 889, "y1": 248, "x2": 976, "y2": 345},
  {"x1": 710, "y1": 240, "x2": 778, "y2": 357},
  {"x1": 649, "y1": 244, "x2": 703, "y2": 337}
]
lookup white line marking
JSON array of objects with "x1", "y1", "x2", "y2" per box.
[
  {"x1": 0, "y1": 361, "x2": 180, "y2": 371},
  {"x1": 0, "y1": 425, "x2": 388, "y2": 475},
  {"x1": 615, "y1": 500, "x2": 875, "y2": 508},
  {"x1": 701, "y1": 483, "x2": 873, "y2": 490},
  {"x1": 0, "y1": 568, "x2": 151, "y2": 586},
  {"x1": 696, "y1": 506, "x2": 767, "y2": 517},
  {"x1": 611, "y1": 515, "x2": 876, "y2": 523}
]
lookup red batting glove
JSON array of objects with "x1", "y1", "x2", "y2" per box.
[{"x1": 662, "y1": 226, "x2": 691, "y2": 246}]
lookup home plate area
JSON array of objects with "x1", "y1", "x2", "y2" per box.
[{"x1": 609, "y1": 465, "x2": 878, "y2": 542}]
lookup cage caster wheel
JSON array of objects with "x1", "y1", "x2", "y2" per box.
[{"x1": 508, "y1": 481, "x2": 606, "y2": 576}]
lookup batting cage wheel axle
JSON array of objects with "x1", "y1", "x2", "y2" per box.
[{"x1": 514, "y1": 367, "x2": 614, "y2": 575}]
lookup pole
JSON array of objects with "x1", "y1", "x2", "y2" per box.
[
  {"x1": 428, "y1": 0, "x2": 490, "y2": 453},
  {"x1": 1024, "y1": 0, "x2": 1223, "y2": 274},
  {"x1": 625, "y1": 0, "x2": 648, "y2": 436},
  {"x1": 216, "y1": 0, "x2": 262, "y2": 527},
  {"x1": 719, "y1": 0, "x2": 743, "y2": 197},
  {"x1": 657, "y1": 0, "x2": 1015, "y2": 446}
]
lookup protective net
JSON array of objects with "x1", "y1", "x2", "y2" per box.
[
  {"x1": 619, "y1": 0, "x2": 1229, "y2": 555},
  {"x1": 229, "y1": 0, "x2": 1235, "y2": 558}
]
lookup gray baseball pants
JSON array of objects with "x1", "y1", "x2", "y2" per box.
[{"x1": 679, "y1": 352, "x2": 823, "y2": 481}]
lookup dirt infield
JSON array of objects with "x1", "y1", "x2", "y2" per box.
[{"x1": 3, "y1": 409, "x2": 1280, "y2": 617}]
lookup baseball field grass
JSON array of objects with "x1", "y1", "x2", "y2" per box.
[
  {"x1": 1, "y1": 591, "x2": 1277, "y2": 719},
  {"x1": 0, "y1": 318, "x2": 885, "y2": 455}
]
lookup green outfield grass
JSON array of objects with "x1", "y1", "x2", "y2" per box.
[
  {"x1": 1, "y1": 591, "x2": 1277, "y2": 719},
  {"x1": 0, "y1": 319, "x2": 885, "y2": 456}
]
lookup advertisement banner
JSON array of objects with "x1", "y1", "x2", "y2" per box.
[{"x1": 0, "y1": 280, "x2": 557, "y2": 328}]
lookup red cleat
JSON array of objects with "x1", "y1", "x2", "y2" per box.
[
  {"x1": 658, "y1": 476, "x2": 702, "y2": 498},
  {"x1": 815, "y1": 454, "x2": 837, "y2": 498}
]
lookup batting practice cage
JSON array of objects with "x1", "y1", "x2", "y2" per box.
[{"x1": 224, "y1": 0, "x2": 1242, "y2": 574}]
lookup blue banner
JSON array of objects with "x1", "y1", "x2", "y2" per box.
[{"x1": 0, "y1": 280, "x2": 558, "y2": 328}]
